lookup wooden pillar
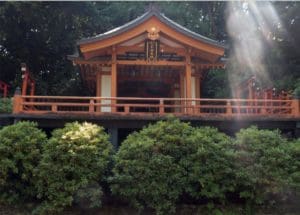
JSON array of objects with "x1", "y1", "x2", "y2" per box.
[
  {"x1": 195, "y1": 76, "x2": 200, "y2": 99},
  {"x1": 179, "y1": 71, "x2": 185, "y2": 114},
  {"x1": 111, "y1": 46, "x2": 117, "y2": 113},
  {"x1": 292, "y1": 99, "x2": 300, "y2": 117},
  {"x1": 185, "y1": 57, "x2": 192, "y2": 99},
  {"x1": 21, "y1": 63, "x2": 28, "y2": 96},
  {"x1": 13, "y1": 87, "x2": 22, "y2": 114},
  {"x1": 22, "y1": 73, "x2": 28, "y2": 96},
  {"x1": 185, "y1": 50, "x2": 192, "y2": 113},
  {"x1": 180, "y1": 71, "x2": 185, "y2": 98},
  {"x1": 30, "y1": 82, "x2": 35, "y2": 96},
  {"x1": 195, "y1": 75, "x2": 201, "y2": 113},
  {"x1": 96, "y1": 72, "x2": 102, "y2": 112},
  {"x1": 96, "y1": 72, "x2": 101, "y2": 97}
]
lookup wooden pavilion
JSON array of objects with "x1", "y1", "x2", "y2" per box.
[{"x1": 12, "y1": 7, "x2": 299, "y2": 119}]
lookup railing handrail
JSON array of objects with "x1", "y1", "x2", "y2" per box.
[{"x1": 20, "y1": 95, "x2": 293, "y2": 103}]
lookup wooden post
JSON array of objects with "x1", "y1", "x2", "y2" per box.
[
  {"x1": 96, "y1": 72, "x2": 101, "y2": 112},
  {"x1": 292, "y1": 99, "x2": 300, "y2": 117},
  {"x1": 111, "y1": 46, "x2": 117, "y2": 113},
  {"x1": 226, "y1": 100, "x2": 232, "y2": 116},
  {"x1": 185, "y1": 50, "x2": 192, "y2": 113},
  {"x1": 180, "y1": 71, "x2": 185, "y2": 113},
  {"x1": 13, "y1": 87, "x2": 22, "y2": 113},
  {"x1": 22, "y1": 73, "x2": 28, "y2": 96},
  {"x1": 52, "y1": 105, "x2": 57, "y2": 112},
  {"x1": 89, "y1": 99, "x2": 94, "y2": 113},
  {"x1": 159, "y1": 99, "x2": 164, "y2": 115},
  {"x1": 195, "y1": 76, "x2": 201, "y2": 113},
  {"x1": 21, "y1": 63, "x2": 28, "y2": 96},
  {"x1": 30, "y1": 82, "x2": 35, "y2": 96}
]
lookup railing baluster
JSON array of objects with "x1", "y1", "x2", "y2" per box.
[
  {"x1": 124, "y1": 105, "x2": 130, "y2": 114},
  {"x1": 226, "y1": 100, "x2": 232, "y2": 116},
  {"x1": 159, "y1": 99, "x2": 164, "y2": 115},
  {"x1": 89, "y1": 99, "x2": 94, "y2": 113}
]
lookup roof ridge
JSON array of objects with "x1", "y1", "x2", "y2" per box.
[{"x1": 76, "y1": 9, "x2": 227, "y2": 49}]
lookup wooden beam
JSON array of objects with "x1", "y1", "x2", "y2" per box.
[
  {"x1": 73, "y1": 59, "x2": 111, "y2": 66},
  {"x1": 117, "y1": 59, "x2": 185, "y2": 66}
]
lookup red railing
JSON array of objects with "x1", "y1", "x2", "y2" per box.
[{"x1": 12, "y1": 95, "x2": 300, "y2": 118}]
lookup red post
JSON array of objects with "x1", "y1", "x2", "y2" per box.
[
  {"x1": 159, "y1": 99, "x2": 164, "y2": 115},
  {"x1": 13, "y1": 87, "x2": 22, "y2": 113},
  {"x1": 292, "y1": 99, "x2": 300, "y2": 117}
]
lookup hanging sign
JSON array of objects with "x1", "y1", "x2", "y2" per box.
[{"x1": 145, "y1": 39, "x2": 160, "y2": 62}]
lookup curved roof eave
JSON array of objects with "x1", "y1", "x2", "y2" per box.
[{"x1": 76, "y1": 10, "x2": 227, "y2": 50}]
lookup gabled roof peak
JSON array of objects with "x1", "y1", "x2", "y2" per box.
[{"x1": 77, "y1": 8, "x2": 226, "y2": 50}]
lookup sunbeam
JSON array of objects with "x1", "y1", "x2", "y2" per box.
[{"x1": 226, "y1": 1, "x2": 286, "y2": 98}]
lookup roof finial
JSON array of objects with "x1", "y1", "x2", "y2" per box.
[{"x1": 146, "y1": 2, "x2": 160, "y2": 13}]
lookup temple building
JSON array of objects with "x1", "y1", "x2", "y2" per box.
[{"x1": 10, "y1": 7, "x2": 300, "y2": 144}]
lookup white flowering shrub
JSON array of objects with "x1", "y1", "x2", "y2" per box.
[{"x1": 34, "y1": 122, "x2": 112, "y2": 214}]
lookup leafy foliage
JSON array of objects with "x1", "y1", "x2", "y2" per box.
[
  {"x1": 110, "y1": 118, "x2": 194, "y2": 215},
  {"x1": 233, "y1": 126, "x2": 290, "y2": 207},
  {"x1": 35, "y1": 122, "x2": 113, "y2": 214},
  {"x1": 0, "y1": 121, "x2": 46, "y2": 204},
  {"x1": 285, "y1": 139, "x2": 300, "y2": 192},
  {"x1": 0, "y1": 98, "x2": 12, "y2": 113},
  {"x1": 185, "y1": 127, "x2": 235, "y2": 204}
]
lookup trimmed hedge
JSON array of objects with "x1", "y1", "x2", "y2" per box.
[
  {"x1": 233, "y1": 126, "x2": 291, "y2": 208},
  {"x1": 110, "y1": 118, "x2": 194, "y2": 214},
  {"x1": 0, "y1": 119, "x2": 299, "y2": 214},
  {"x1": 34, "y1": 122, "x2": 113, "y2": 214},
  {"x1": 285, "y1": 139, "x2": 300, "y2": 193},
  {"x1": 185, "y1": 127, "x2": 235, "y2": 204},
  {"x1": 0, "y1": 121, "x2": 46, "y2": 204}
]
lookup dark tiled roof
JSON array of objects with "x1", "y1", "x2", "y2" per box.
[{"x1": 77, "y1": 9, "x2": 226, "y2": 49}]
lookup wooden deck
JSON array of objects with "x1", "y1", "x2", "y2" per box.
[{"x1": 12, "y1": 95, "x2": 300, "y2": 119}]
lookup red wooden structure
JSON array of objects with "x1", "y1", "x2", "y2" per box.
[
  {"x1": 12, "y1": 8, "x2": 300, "y2": 120},
  {"x1": 21, "y1": 63, "x2": 35, "y2": 96}
]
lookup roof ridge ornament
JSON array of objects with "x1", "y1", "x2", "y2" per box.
[
  {"x1": 147, "y1": 26, "x2": 160, "y2": 40},
  {"x1": 146, "y1": 2, "x2": 160, "y2": 13}
]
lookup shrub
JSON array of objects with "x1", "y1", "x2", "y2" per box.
[
  {"x1": 233, "y1": 126, "x2": 290, "y2": 208},
  {"x1": 285, "y1": 139, "x2": 300, "y2": 193},
  {"x1": 0, "y1": 98, "x2": 12, "y2": 113},
  {"x1": 35, "y1": 122, "x2": 113, "y2": 214},
  {"x1": 0, "y1": 121, "x2": 46, "y2": 204},
  {"x1": 185, "y1": 127, "x2": 235, "y2": 205},
  {"x1": 110, "y1": 118, "x2": 194, "y2": 215}
]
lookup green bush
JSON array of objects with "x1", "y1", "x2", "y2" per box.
[
  {"x1": 0, "y1": 121, "x2": 46, "y2": 204},
  {"x1": 233, "y1": 126, "x2": 290, "y2": 208},
  {"x1": 185, "y1": 127, "x2": 235, "y2": 205},
  {"x1": 110, "y1": 118, "x2": 194, "y2": 215},
  {"x1": 285, "y1": 139, "x2": 300, "y2": 192},
  {"x1": 35, "y1": 122, "x2": 113, "y2": 214},
  {"x1": 0, "y1": 98, "x2": 12, "y2": 113}
]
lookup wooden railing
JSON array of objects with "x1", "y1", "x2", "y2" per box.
[{"x1": 12, "y1": 95, "x2": 300, "y2": 118}]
